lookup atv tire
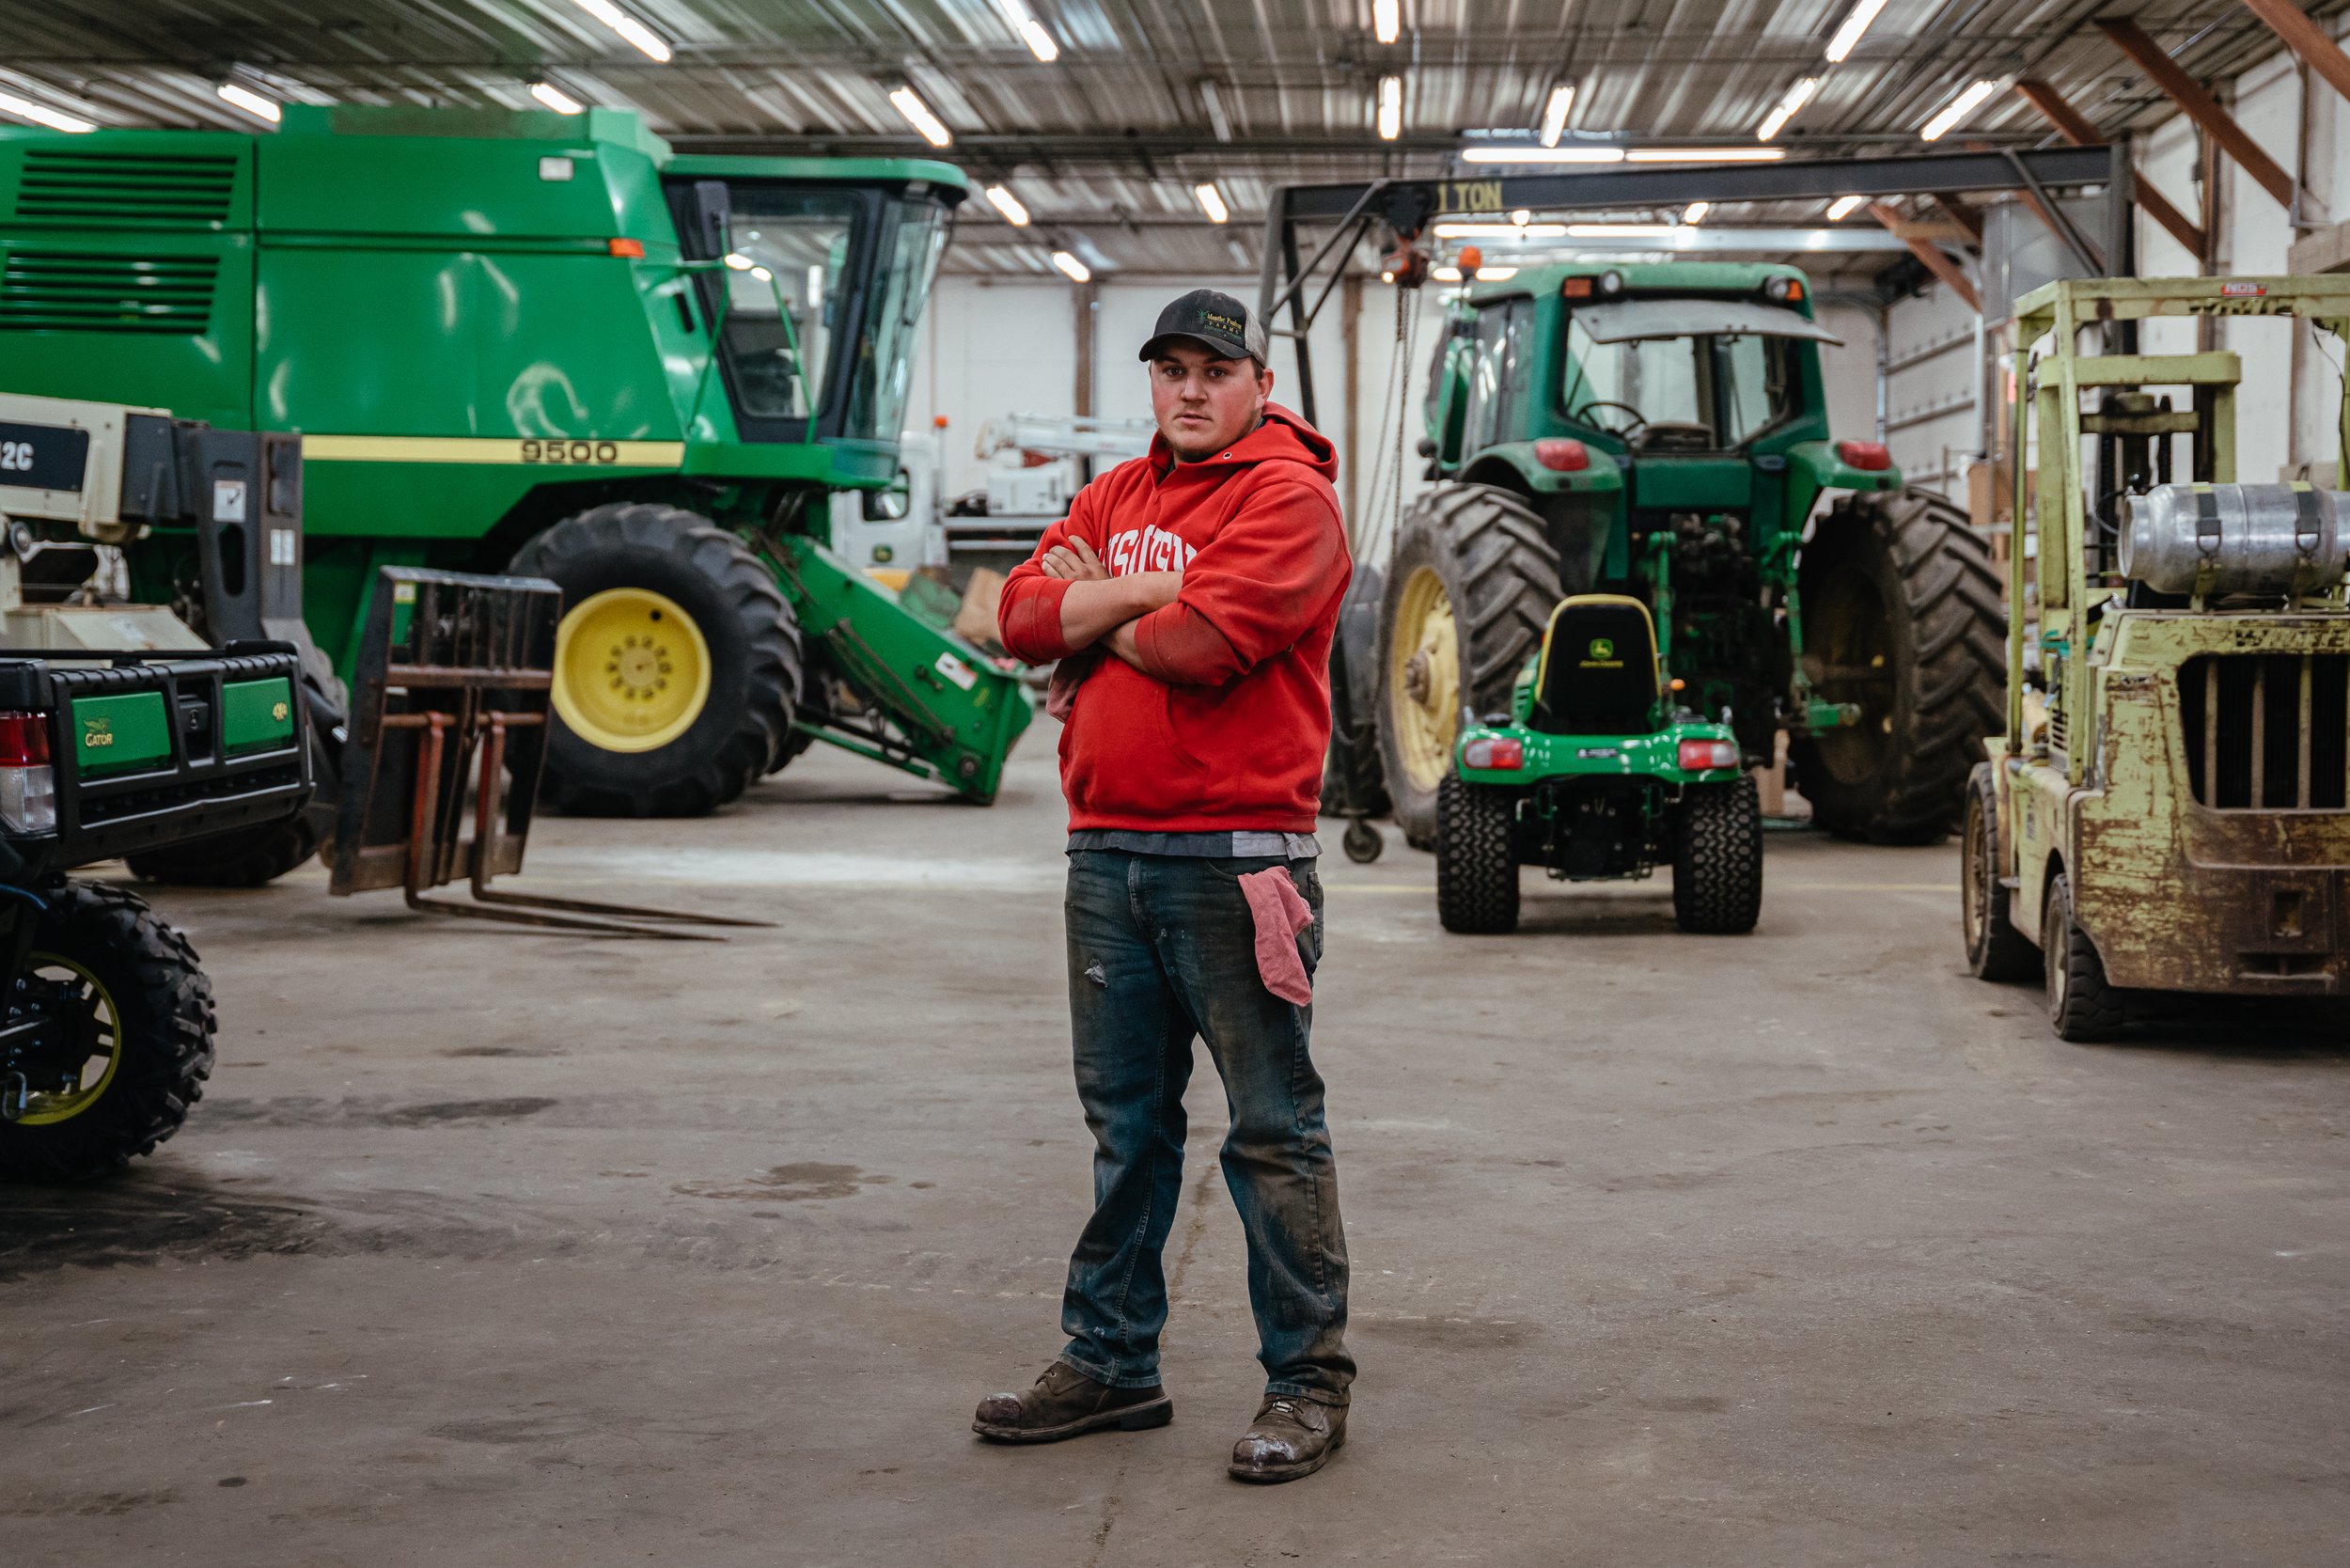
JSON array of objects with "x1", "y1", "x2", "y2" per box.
[
  {"x1": 1377, "y1": 485, "x2": 1559, "y2": 849},
  {"x1": 1435, "y1": 771, "x2": 1519, "y2": 933},
  {"x1": 1673, "y1": 776, "x2": 1763, "y2": 934},
  {"x1": 513, "y1": 502, "x2": 803, "y2": 817},
  {"x1": 1791, "y1": 487, "x2": 2004, "y2": 844},
  {"x1": 0, "y1": 882, "x2": 215, "y2": 1184},
  {"x1": 1962, "y1": 762, "x2": 2038, "y2": 980}
]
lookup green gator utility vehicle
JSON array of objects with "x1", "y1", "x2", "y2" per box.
[
  {"x1": 1351, "y1": 259, "x2": 2003, "y2": 853},
  {"x1": 0, "y1": 105, "x2": 1027, "y2": 826},
  {"x1": 1438, "y1": 593, "x2": 1761, "y2": 935},
  {"x1": 0, "y1": 641, "x2": 312, "y2": 1181},
  {"x1": 1966, "y1": 274, "x2": 2350, "y2": 1039}
]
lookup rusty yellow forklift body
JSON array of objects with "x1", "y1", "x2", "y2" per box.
[{"x1": 1963, "y1": 275, "x2": 2350, "y2": 1038}]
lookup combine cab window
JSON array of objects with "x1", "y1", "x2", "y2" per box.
[
  {"x1": 1563, "y1": 320, "x2": 1795, "y2": 448},
  {"x1": 843, "y1": 204, "x2": 948, "y2": 444},
  {"x1": 716, "y1": 189, "x2": 860, "y2": 422}
]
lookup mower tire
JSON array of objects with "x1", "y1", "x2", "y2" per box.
[
  {"x1": 1673, "y1": 776, "x2": 1763, "y2": 934},
  {"x1": 0, "y1": 882, "x2": 215, "y2": 1184},
  {"x1": 1792, "y1": 487, "x2": 2004, "y2": 844},
  {"x1": 513, "y1": 502, "x2": 803, "y2": 817},
  {"x1": 2043, "y1": 872, "x2": 2127, "y2": 1042},
  {"x1": 1377, "y1": 485, "x2": 1559, "y2": 849},
  {"x1": 1962, "y1": 763, "x2": 2037, "y2": 980},
  {"x1": 1435, "y1": 771, "x2": 1520, "y2": 933}
]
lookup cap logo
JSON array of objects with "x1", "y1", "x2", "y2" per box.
[{"x1": 1201, "y1": 310, "x2": 1244, "y2": 335}]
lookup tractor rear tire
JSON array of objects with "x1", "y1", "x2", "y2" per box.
[
  {"x1": 1673, "y1": 776, "x2": 1763, "y2": 934},
  {"x1": 2043, "y1": 872, "x2": 2127, "y2": 1042},
  {"x1": 1963, "y1": 763, "x2": 2038, "y2": 980},
  {"x1": 1792, "y1": 488, "x2": 2004, "y2": 844},
  {"x1": 512, "y1": 503, "x2": 803, "y2": 817},
  {"x1": 0, "y1": 882, "x2": 215, "y2": 1184},
  {"x1": 1377, "y1": 485, "x2": 1560, "y2": 850},
  {"x1": 1435, "y1": 772, "x2": 1519, "y2": 933}
]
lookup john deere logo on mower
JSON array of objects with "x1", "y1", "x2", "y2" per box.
[
  {"x1": 1589, "y1": 637, "x2": 1613, "y2": 660},
  {"x1": 1582, "y1": 636, "x2": 1622, "y2": 669}
]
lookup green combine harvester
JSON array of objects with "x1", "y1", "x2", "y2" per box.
[{"x1": 0, "y1": 104, "x2": 1027, "y2": 858}]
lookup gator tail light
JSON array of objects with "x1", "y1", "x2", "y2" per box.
[
  {"x1": 0, "y1": 712, "x2": 55, "y2": 834},
  {"x1": 1838, "y1": 440, "x2": 1891, "y2": 472},
  {"x1": 1464, "y1": 735, "x2": 1525, "y2": 770},
  {"x1": 1533, "y1": 438, "x2": 1590, "y2": 472},
  {"x1": 1678, "y1": 738, "x2": 1740, "y2": 772}
]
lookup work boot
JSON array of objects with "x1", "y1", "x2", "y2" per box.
[
  {"x1": 972, "y1": 1360, "x2": 1173, "y2": 1443},
  {"x1": 1228, "y1": 1394, "x2": 1347, "y2": 1482}
]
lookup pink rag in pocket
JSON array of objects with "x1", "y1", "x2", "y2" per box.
[{"x1": 1238, "y1": 866, "x2": 1315, "y2": 1007}]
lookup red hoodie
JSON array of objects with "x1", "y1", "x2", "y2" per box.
[{"x1": 997, "y1": 403, "x2": 1350, "y2": 833}]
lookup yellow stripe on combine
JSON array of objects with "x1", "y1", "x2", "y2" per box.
[{"x1": 302, "y1": 434, "x2": 687, "y2": 468}]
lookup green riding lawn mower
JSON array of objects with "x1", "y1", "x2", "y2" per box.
[
  {"x1": 1437, "y1": 593, "x2": 1762, "y2": 935},
  {"x1": 1332, "y1": 256, "x2": 2005, "y2": 866},
  {"x1": 0, "y1": 103, "x2": 1029, "y2": 886}
]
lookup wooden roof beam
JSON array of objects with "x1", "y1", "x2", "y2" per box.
[
  {"x1": 2237, "y1": 0, "x2": 2350, "y2": 107},
  {"x1": 2095, "y1": 16, "x2": 2296, "y2": 210},
  {"x1": 1870, "y1": 201, "x2": 1982, "y2": 310},
  {"x1": 2012, "y1": 76, "x2": 2207, "y2": 256}
]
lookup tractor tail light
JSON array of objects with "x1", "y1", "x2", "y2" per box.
[
  {"x1": 1533, "y1": 438, "x2": 1590, "y2": 472},
  {"x1": 0, "y1": 712, "x2": 55, "y2": 834},
  {"x1": 1678, "y1": 738, "x2": 1740, "y2": 772},
  {"x1": 1838, "y1": 440, "x2": 1891, "y2": 471},
  {"x1": 1464, "y1": 735, "x2": 1525, "y2": 770},
  {"x1": 1561, "y1": 276, "x2": 1593, "y2": 299}
]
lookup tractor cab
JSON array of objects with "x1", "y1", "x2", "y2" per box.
[{"x1": 1433, "y1": 592, "x2": 1762, "y2": 936}]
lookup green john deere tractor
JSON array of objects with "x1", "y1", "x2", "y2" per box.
[
  {"x1": 0, "y1": 105, "x2": 1027, "y2": 870},
  {"x1": 1340, "y1": 259, "x2": 2004, "y2": 855}
]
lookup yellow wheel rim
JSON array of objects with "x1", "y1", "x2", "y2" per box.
[
  {"x1": 551, "y1": 587, "x2": 713, "y2": 754},
  {"x1": 1389, "y1": 565, "x2": 1462, "y2": 792},
  {"x1": 16, "y1": 952, "x2": 121, "y2": 1127}
]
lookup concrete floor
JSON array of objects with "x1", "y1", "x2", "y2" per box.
[{"x1": 4, "y1": 728, "x2": 2346, "y2": 1566}]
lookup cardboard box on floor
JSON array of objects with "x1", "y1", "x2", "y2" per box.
[{"x1": 954, "y1": 568, "x2": 1008, "y2": 653}]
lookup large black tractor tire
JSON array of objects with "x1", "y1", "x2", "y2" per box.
[
  {"x1": 1435, "y1": 771, "x2": 1520, "y2": 933},
  {"x1": 2043, "y1": 872, "x2": 2128, "y2": 1043},
  {"x1": 126, "y1": 675, "x2": 346, "y2": 887},
  {"x1": 1376, "y1": 485, "x2": 1560, "y2": 850},
  {"x1": 1791, "y1": 488, "x2": 2004, "y2": 844},
  {"x1": 0, "y1": 882, "x2": 215, "y2": 1184},
  {"x1": 1673, "y1": 776, "x2": 1764, "y2": 934},
  {"x1": 511, "y1": 502, "x2": 804, "y2": 817},
  {"x1": 1962, "y1": 763, "x2": 2038, "y2": 981}
]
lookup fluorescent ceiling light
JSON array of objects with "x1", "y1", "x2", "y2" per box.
[
  {"x1": 1826, "y1": 194, "x2": 1866, "y2": 221},
  {"x1": 1434, "y1": 222, "x2": 1569, "y2": 238},
  {"x1": 1194, "y1": 182, "x2": 1230, "y2": 224},
  {"x1": 1373, "y1": 0, "x2": 1401, "y2": 45},
  {"x1": 1433, "y1": 265, "x2": 1517, "y2": 281},
  {"x1": 572, "y1": 0, "x2": 671, "y2": 63},
  {"x1": 0, "y1": 87, "x2": 95, "y2": 133},
  {"x1": 1462, "y1": 145, "x2": 1625, "y2": 165},
  {"x1": 1683, "y1": 200, "x2": 1711, "y2": 225},
  {"x1": 1625, "y1": 146, "x2": 1786, "y2": 163},
  {"x1": 1377, "y1": 75, "x2": 1402, "y2": 140},
  {"x1": 1511, "y1": 208, "x2": 1531, "y2": 226},
  {"x1": 990, "y1": 0, "x2": 1058, "y2": 62},
  {"x1": 1757, "y1": 76, "x2": 1819, "y2": 142},
  {"x1": 1825, "y1": 0, "x2": 1890, "y2": 63},
  {"x1": 529, "y1": 82, "x2": 584, "y2": 115},
  {"x1": 724, "y1": 252, "x2": 755, "y2": 270},
  {"x1": 216, "y1": 83, "x2": 280, "y2": 123},
  {"x1": 750, "y1": 266, "x2": 773, "y2": 281},
  {"x1": 1540, "y1": 85, "x2": 1575, "y2": 148},
  {"x1": 1921, "y1": 79, "x2": 2000, "y2": 141},
  {"x1": 1050, "y1": 250, "x2": 1091, "y2": 283},
  {"x1": 889, "y1": 86, "x2": 952, "y2": 148},
  {"x1": 984, "y1": 184, "x2": 1030, "y2": 225},
  {"x1": 1569, "y1": 224, "x2": 1676, "y2": 239}
]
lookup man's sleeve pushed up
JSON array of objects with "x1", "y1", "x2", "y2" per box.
[{"x1": 995, "y1": 494, "x2": 1094, "y2": 665}]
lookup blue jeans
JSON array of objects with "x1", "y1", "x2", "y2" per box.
[{"x1": 1056, "y1": 850, "x2": 1354, "y2": 1405}]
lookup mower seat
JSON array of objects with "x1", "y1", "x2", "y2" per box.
[{"x1": 1531, "y1": 595, "x2": 1663, "y2": 735}]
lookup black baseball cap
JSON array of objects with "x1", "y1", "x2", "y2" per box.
[{"x1": 1139, "y1": 288, "x2": 1269, "y2": 365}]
